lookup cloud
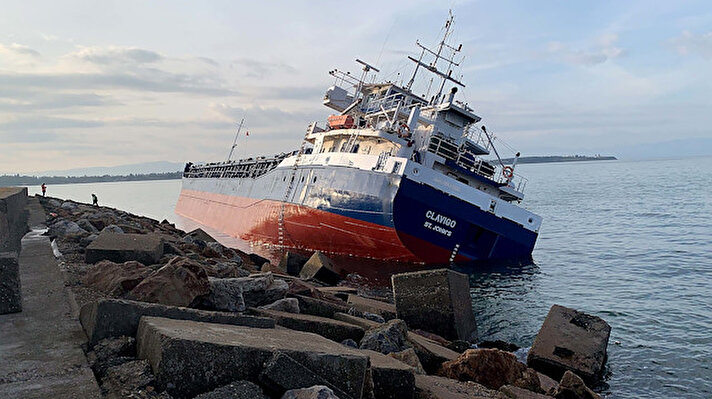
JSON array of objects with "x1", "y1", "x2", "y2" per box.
[
  {"x1": 669, "y1": 31, "x2": 712, "y2": 59},
  {"x1": 0, "y1": 92, "x2": 118, "y2": 111},
  {"x1": 69, "y1": 46, "x2": 163, "y2": 65},
  {"x1": 546, "y1": 34, "x2": 626, "y2": 66},
  {"x1": 229, "y1": 58, "x2": 296, "y2": 78}
]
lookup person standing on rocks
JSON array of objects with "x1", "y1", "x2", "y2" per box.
[
  {"x1": 92, "y1": 193, "x2": 98, "y2": 207},
  {"x1": 41, "y1": 183, "x2": 46, "y2": 197}
]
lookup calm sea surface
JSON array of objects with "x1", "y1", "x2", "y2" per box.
[{"x1": 27, "y1": 156, "x2": 712, "y2": 398}]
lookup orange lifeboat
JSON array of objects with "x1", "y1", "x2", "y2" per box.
[{"x1": 328, "y1": 114, "x2": 355, "y2": 129}]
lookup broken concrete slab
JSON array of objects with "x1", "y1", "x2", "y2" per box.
[
  {"x1": 499, "y1": 385, "x2": 553, "y2": 399},
  {"x1": 388, "y1": 348, "x2": 425, "y2": 375},
  {"x1": 184, "y1": 228, "x2": 217, "y2": 243},
  {"x1": 80, "y1": 298, "x2": 274, "y2": 346},
  {"x1": 299, "y1": 251, "x2": 341, "y2": 285},
  {"x1": 414, "y1": 375, "x2": 506, "y2": 399},
  {"x1": 347, "y1": 294, "x2": 397, "y2": 321},
  {"x1": 136, "y1": 316, "x2": 369, "y2": 399},
  {"x1": 293, "y1": 294, "x2": 350, "y2": 318},
  {"x1": 252, "y1": 308, "x2": 365, "y2": 343},
  {"x1": 0, "y1": 252, "x2": 21, "y2": 314},
  {"x1": 392, "y1": 268, "x2": 477, "y2": 342},
  {"x1": 527, "y1": 305, "x2": 611, "y2": 384},
  {"x1": 407, "y1": 332, "x2": 460, "y2": 375},
  {"x1": 259, "y1": 352, "x2": 352, "y2": 398},
  {"x1": 333, "y1": 312, "x2": 382, "y2": 330},
  {"x1": 85, "y1": 232, "x2": 163, "y2": 265},
  {"x1": 361, "y1": 349, "x2": 415, "y2": 399},
  {"x1": 0, "y1": 187, "x2": 28, "y2": 253}
]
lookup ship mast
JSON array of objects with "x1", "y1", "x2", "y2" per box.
[
  {"x1": 226, "y1": 118, "x2": 245, "y2": 162},
  {"x1": 405, "y1": 10, "x2": 465, "y2": 103}
]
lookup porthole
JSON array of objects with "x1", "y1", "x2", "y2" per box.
[{"x1": 528, "y1": 218, "x2": 533, "y2": 223}]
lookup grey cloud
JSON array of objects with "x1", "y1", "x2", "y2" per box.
[
  {"x1": 546, "y1": 39, "x2": 625, "y2": 66},
  {"x1": 670, "y1": 31, "x2": 712, "y2": 59},
  {"x1": 0, "y1": 72, "x2": 237, "y2": 96},
  {"x1": 230, "y1": 58, "x2": 296, "y2": 78},
  {"x1": 0, "y1": 92, "x2": 118, "y2": 111},
  {"x1": 0, "y1": 131, "x2": 58, "y2": 143},
  {"x1": 0, "y1": 116, "x2": 104, "y2": 130},
  {"x1": 0, "y1": 43, "x2": 41, "y2": 58},
  {"x1": 71, "y1": 46, "x2": 163, "y2": 65}
]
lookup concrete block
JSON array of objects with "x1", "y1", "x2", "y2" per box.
[
  {"x1": 136, "y1": 316, "x2": 369, "y2": 399},
  {"x1": 0, "y1": 252, "x2": 21, "y2": 314},
  {"x1": 252, "y1": 308, "x2": 365, "y2": 343},
  {"x1": 407, "y1": 332, "x2": 460, "y2": 375},
  {"x1": 259, "y1": 352, "x2": 353, "y2": 398},
  {"x1": 293, "y1": 294, "x2": 350, "y2": 318},
  {"x1": 278, "y1": 251, "x2": 309, "y2": 276},
  {"x1": 362, "y1": 349, "x2": 416, "y2": 399},
  {"x1": 527, "y1": 305, "x2": 611, "y2": 384},
  {"x1": 85, "y1": 232, "x2": 164, "y2": 265},
  {"x1": 392, "y1": 268, "x2": 477, "y2": 342},
  {"x1": 333, "y1": 312, "x2": 382, "y2": 330},
  {"x1": 414, "y1": 374, "x2": 504, "y2": 399},
  {"x1": 79, "y1": 298, "x2": 274, "y2": 346},
  {"x1": 0, "y1": 187, "x2": 28, "y2": 253},
  {"x1": 347, "y1": 294, "x2": 397, "y2": 320},
  {"x1": 300, "y1": 251, "x2": 341, "y2": 285},
  {"x1": 499, "y1": 385, "x2": 552, "y2": 399}
]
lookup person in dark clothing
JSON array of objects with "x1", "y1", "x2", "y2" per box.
[
  {"x1": 41, "y1": 183, "x2": 46, "y2": 197},
  {"x1": 91, "y1": 193, "x2": 98, "y2": 207}
]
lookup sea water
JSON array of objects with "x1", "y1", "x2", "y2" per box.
[{"x1": 26, "y1": 156, "x2": 712, "y2": 398}]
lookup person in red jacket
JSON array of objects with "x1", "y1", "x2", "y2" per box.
[{"x1": 41, "y1": 183, "x2": 46, "y2": 197}]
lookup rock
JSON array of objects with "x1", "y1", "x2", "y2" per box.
[
  {"x1": 80, "y1": 233, "x2": 99, "y2": 248},
  {"x1": 359, "y1": 319, "x2": 409, "y2": 355},
  {"x1": 60, "y1": 201, "x2": 79, "y2": 211},
  {"x1": 77, "y1": 218, "x2": 99, "y2": 233},
  {"x1": 281, "y1": 386, "x2": 340, "y2": 399},
  {"x1": 201, "y1": 261, "x2": 248, "y2": 278},
  {"x1": 293, "y1": 294, "x2": 350, "y2": 318},
  {"x1": 49, "y1": 219, "x2": 88, "y2": 237},
  {"x1": 317, "y1": 286, "x2": 358, "y2": 301},
  {"x1": 392, "y1": 269, "x2": 477, "y2": 342},
  {"x1": 341, "y1": 339, "x2": 358, "y2": 348},
  {"x1": 447, "y1": 340, "x2": 473, "y2": 353},
  {"x1": 414, "y1": 375, "x2": 505, "y2": 399},
  {"x1": 259, "y1": 352, "x2": 352, "y2": 398},
  {"x1": 499, "y1": 385, "x2": 552, "y2": 399},
  {"x1": 552, "y1": 371, "x2": 602, "y2": 399},
  {"x1": 86, "y1": 232, "x2": 163, "y2": 265},
  {"x1": 252, "y1": 308, "x2": 365, "y2": 343},
  {"x1": 201, "y1": 274, "x2": 288, "y2": 308},
  {"x1": 479, "y1": 340, "x2": 520, "y2": 352},
  {"x1": 80, "y1": 298, "x2": 274, "y2": 346},
  {"x1": 347, "y1": 295, "x2": 396, "y2": 321},
  {"x1": 135, "y1": 317, "x2": 369, "y2": 399},
  {"x1": 300, "y1": 251, "x2": 341, "y2": 285},
  {"x1": 101, "y1": 359, "x2": 155, "y2": 398},
  {"x1": 0, "y1": 252, "x2": 21, "y2": 314},
  {"x1": 84, "y1": 260, "x2": 152, "y2": 297},
  {"x1": 194, "y1": 380, "x2": 268, "y2": 399},
  {"x1": 87, "y1": 212, "x2": 118, "y2": 231},
  {"x1": 527, "y1": 305, "x2": 611, "y2": 384},
  {"x1": 248, "y1": 253, "x2": 270, "y2": 268},
  {"x1": 438, "y1": 349, "x2": 542, "y2": 392},
  {"x1": 333, "y1": 312, "x2": 382, "y2": 330},
  {"x1": 184, "y1": 228, "x2": 217, "y2": 243},
  {"x1": 278, "y1": 251, "x2": 310, "y2": 276},
  {"x1": 101, "y1": 224, "x2": 125, "y2": 234},
  {"x1": 260, "y1": 298, "x2": 300, "y2": 313},
  {"x1": 193, "y1": 277, "x2": 246, "y2": 312},
  {"x1": 407, "y1": 332, "x2": 460, "y2": 375},
  {"x1": 388, "y1": 348, "x2": 425, "y2": 374},
  {"x1": 127, "y1": 256, "x2": 210, "y2": 307},
  {"x1": 413, "y1": 330, "x2": 451, "y2": 346},
  {"x1": 363, "y1": 312, "x2": 386, "y2": 323},
  {"x1": 537, "y1": 372, "x2": 558, "y2": 395},
  {"x1": 261, "y1": 261, "x2": 289, "y2": 275},
  {"x1": 88, "y1": 336, "x2": 136, "y2": 377}
]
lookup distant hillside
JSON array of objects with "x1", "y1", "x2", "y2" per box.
[
  {"x1": 0, "y1": 172, "x2": 182, "y2": 187},
  {"x1": 498, "y1": 155, "x2": 617, "y2": 164},
  {"x1": 31, "y1": 161, "x2": 185, "y2": 177}
]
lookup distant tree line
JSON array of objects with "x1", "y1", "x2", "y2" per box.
[{"x1": 0, "y1": 172, "x2": 182, "y2": 187}]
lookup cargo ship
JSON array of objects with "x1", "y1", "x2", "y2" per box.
[{"x1": 176, "y1": 14, "x2": 542, "y2": 264}]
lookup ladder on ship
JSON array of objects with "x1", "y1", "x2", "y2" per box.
[{"x1": 278, "y1": 137, "x2": 308, "y2": 249}]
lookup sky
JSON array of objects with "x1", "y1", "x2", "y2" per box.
[{"x1": 1, "y1": 0, "x2": 711, "y2": 174}]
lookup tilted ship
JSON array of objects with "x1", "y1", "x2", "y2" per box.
[{"x1": 176, "y1": 14, "x2": 542, "y2": 264}]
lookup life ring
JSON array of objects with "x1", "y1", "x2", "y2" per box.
[
  {"x1": 398, "y1": 123, "x2": 411, "y2": 138},
  {"x1": 502, "y1": 166, "x2": 514, "y2": 179}
]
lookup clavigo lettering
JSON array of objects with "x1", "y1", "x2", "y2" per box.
[{"x1": 425, "y1": 210, "x2": 457, "y2": 228}]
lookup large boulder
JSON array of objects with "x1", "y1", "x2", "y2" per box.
[
  {"x1": 194, "y1": 277, "x2": 246, "y2": 312},
  {"x1": 299, "y1": 251, "x2": 341, "y2": 285},
  {"x1": 85, "y1": 232, "x2": 163, "y2": 265},
  {"x1": 196, "y1": 273, "x2": 288, "y2": 309},
  {"x1": 552, "y1": 371, "x2": 602, "y2": 399},
  {"x1": 126, "y1": 256, "x2": 210, "y2": 307},
  {"x1": 527, "y1": 305, "x2": 611, "y2": 384},
  {"x1": 359, "y1": 319, "x2": 410, "y2": 355},
  {"x1": 438, "y1": 349, "x2": 542, "y2": 392},
  {"x1": 84, "y1": 260, "x2": 152, "y2": 297},
  {"x1": 201, "y1": 260, "x2": 248, "y2": 278},
  {"x1": 49, "y1": 219, "x2": 88, "y2": 237},
  {"x1": 392, "y1": 269, "x2": 477, "y2": 342},
  {"x1": 0, "y1": 252, "x2": 22, "y2": 314}
]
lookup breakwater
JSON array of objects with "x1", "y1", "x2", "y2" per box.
[{"x1": 2, "y1": 193, "x2": 610, "y2": 398}]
